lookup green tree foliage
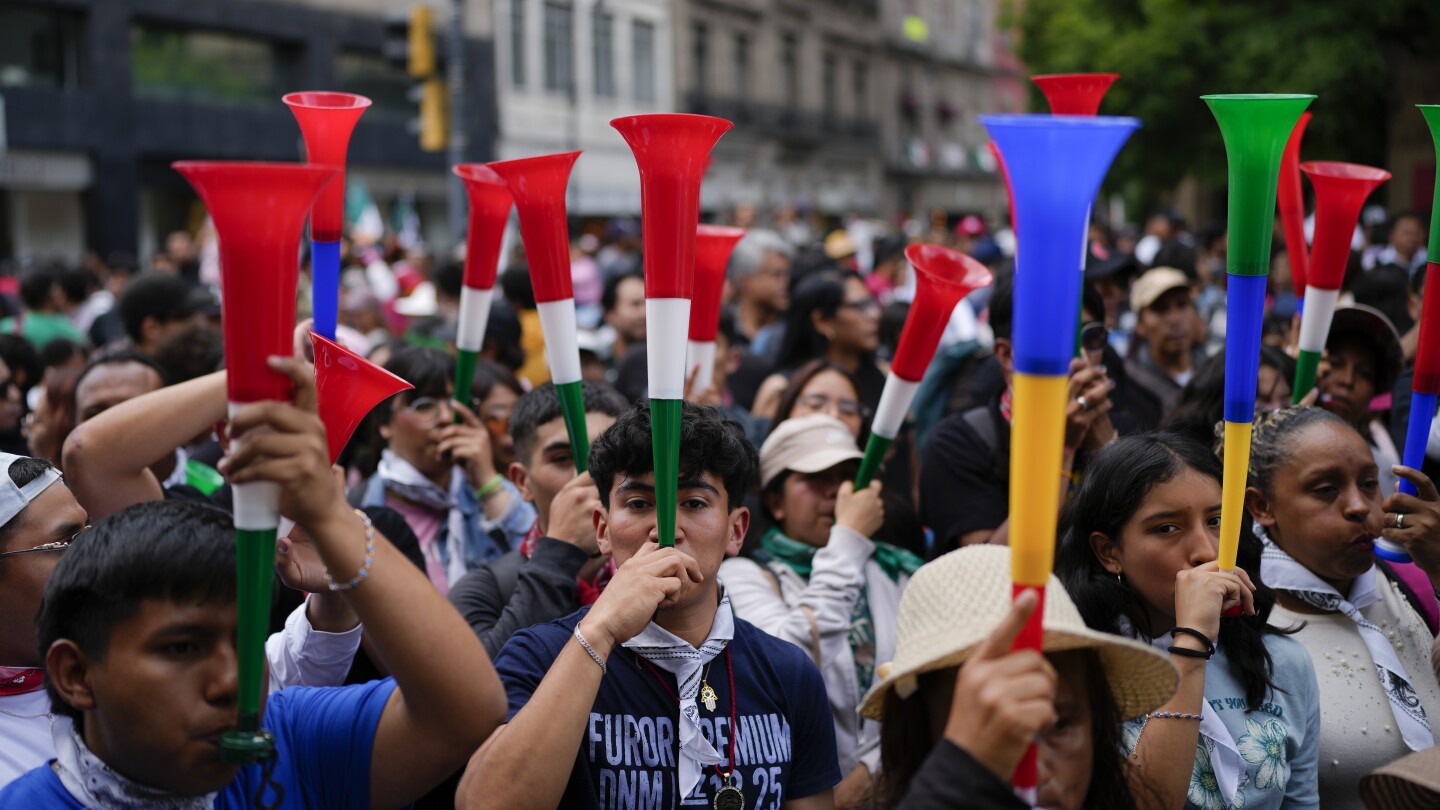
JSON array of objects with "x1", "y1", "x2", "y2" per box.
[{"x1": 1011, "y1": 0, "x2": 1435, "y2": 194}]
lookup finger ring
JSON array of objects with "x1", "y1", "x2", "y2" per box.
[
  {"x1": 1077, "y1": 396, "x2": 1089, "y2": 411},
  {"x1": 1396, "y1": 512, "x2": 1406, "y2": 529}
]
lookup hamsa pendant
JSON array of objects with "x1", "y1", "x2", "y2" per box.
[{"x1": 699, "y1": 682, "x2": 718, "y2": 712}]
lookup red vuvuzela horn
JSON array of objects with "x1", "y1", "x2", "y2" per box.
[
  {"x1": 1031, "y1": 73, "x2": 1119, "y2": 116},
  {"x1": 311, "y1": 331, "x2": 414, "y2": 464},
  {"x1": 686, "y1": 224, "x2": 746, "y2": 396},
  {"x1": 452, "y1": 164, "x2": 514, "y2": 403}
]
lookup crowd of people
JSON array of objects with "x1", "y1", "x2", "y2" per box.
[{"x1": 0, "y1": 198, "x2": 1436, "y2": 810}]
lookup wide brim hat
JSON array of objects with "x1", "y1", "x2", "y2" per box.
[
  {"x1": 860, "y1": 545, "x2": 1178, "y2": 721},
  {"x1": 1359, "y1": 747, "x2": 1440, "y2": 810}
]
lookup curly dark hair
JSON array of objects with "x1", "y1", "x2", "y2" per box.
[{"x1": 588, "y1": 401, "x2": 757, "y2": 512}]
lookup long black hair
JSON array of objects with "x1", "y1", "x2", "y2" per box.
[
  {"x1": 877, "y1": 650, "x2": 1144, "y2": 809},
  {"x1": 1055, "y1": 431, "x2": 1290, "y2": 711},
  {"x1": 773, "y1": 270, "x2": 874, "y2": 375}
]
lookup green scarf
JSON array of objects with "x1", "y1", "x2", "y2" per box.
[{"x1": 759, "y1": 525, "x2": 923, "y2": 582}]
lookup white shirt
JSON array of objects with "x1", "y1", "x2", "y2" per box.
[{"x1": 0, "y1": 599, "x2": 362, "y2": 789}]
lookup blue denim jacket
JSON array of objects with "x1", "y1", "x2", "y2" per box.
[{"x1": 357, "y1": 470, "x2": 535, "y2": 578}]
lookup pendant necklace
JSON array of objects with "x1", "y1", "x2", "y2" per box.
[
  {"x1": 699, "y1": 661, "x2": 718, "y2": 712},
  {"x1": 639, "y1": 648, "x2": 746, "y2": 810}
]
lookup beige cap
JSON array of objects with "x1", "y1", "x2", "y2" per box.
[
  {"x1": 1129, "y1": 266, "x2": 1191, "y2": 312},
  {"x1": 1361, "y1": 747, "x2": 1440, "y2": 810},
  {"x1": 824, "y1": 230, "x2": 857, "y2": 260},
  {"x1": 759, "y1": 414, "x2": 863, "y2": 489},
  {"x1": 860, "y1": 545, "x2": 1178, "y2": 721}
]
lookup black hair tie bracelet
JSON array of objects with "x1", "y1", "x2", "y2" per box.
[{"x1": 1168, "y1": 626, "x2": 1216, "y2": 660}]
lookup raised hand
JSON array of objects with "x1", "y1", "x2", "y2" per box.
[{"x1": 942, "y1": 591, "x2": 1057, "y2": 780}]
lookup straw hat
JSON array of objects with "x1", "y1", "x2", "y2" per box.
[
  {"x1": 860, "y1": 546, "x2": 1178, "y2": 721},
  {"x1": 1360, "y1": 748, "x2": 1440, "y2": 810}
]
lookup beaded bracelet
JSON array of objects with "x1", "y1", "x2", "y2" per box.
[
  {"x1": 324, "y1": 509, "x2": 377, "y2": 592},
  {"x1": 1148, "y1": 711, "x2": 1202, "y2": 721}
]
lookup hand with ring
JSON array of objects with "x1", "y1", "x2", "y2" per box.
[
  {"x1": 1064, "y1": 358, "x2": 1114, "y2": 450},
  {"x1": 1381, "y1": 465, "x2": 1440, "y2": 581}
]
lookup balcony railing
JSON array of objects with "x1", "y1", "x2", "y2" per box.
[{"x1": 685, "y1": 92, "x2": 879, "y2": 146}]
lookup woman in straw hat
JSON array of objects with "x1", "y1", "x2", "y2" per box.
[
  {"x1": 861, "y1": 545, "x2": 1178, "y2": 808},
  {"x1": 1056, "y1": 432, "x2": 1321, "y2": 810}
]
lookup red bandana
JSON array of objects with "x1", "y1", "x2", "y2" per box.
[
  {"x1": 518, "y1": 520, "x2": 614, "y2": 606},
  {"x1": 0, "y1": 666, "x2": 45, "y2": 696}
]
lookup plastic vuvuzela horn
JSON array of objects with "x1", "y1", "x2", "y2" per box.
[
  {"x1": 172, "y1": 160, "x2": 337, "y2": 763},
  {"x1": 856, "y1": 244, "x2": 992, "y2": 488},
  {"x1": 1032, "y1": 72, "x2": 1120, "y2": 355},
  {"x1": 980, "y1": 113, "x2": 1139, "y2": 796},
  {"x1": 452, "y1": 164, "x2": 514, "y2": 406},
  {"x1": 1292, "y1": 161, "x2": 1390, "y2": 403},
  {"x1": 1386, "y1": 105, "x2": 1440, "y2": 563},
  {"x1": 284, "y1": 92, "x2": 371, "y2": 342},
  {"x1": 1277, "y1": 112, "x2": 1313, "y2": 297},
  {"x1": 488, "y1": 151, "x2": 589, "y2": 472},
  {"x1": 612, "y1": 113, "x2": 733, "y2": 548},
  {"x1": 686, "y1": 225, "x2": 746, "y2": 398},
  {"x1": 1032, "y1": 73, "x2": 1119, "y2": 116},
  {"x1": 1204, "y1": 94, "x2": 1315, "y2": 576},
  {"x1": 311, "y1": 332, "x2": 414, "y2": 463}
]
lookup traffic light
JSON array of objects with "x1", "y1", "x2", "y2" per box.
[
  {"x1": 420, "y1": 76, "x2": 447, "y2": 152},
  {"x1": 383, "y1": 6, "x2": 446, "y2": 151},
  {"x1": 408, "y1": 6, "x2": 436, "y2": 79}
]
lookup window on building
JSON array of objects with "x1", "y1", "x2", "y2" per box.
[
  {"x1": 692, "y1": 22, "x2": 708, "y2": 97},
  {"x1": 822, "y1": 52, "x2": 837, "y2": 120},
  {"x1": 853, "y1": 60, "x2": 868, "y2": 119},
  {"x1": 780, "y1": 33, "x2": 799, "y2": 109},
  {"x1": 632, "y1": 19, "x2": 655, "y2": 104},
  {"x1": 511, "y1": 0, "x2": 526, "y2": 88},
  {"x1": 733, "y1": 33, "x2": 749, "y2": 100},
  {"x1": 130, "y1": 22, "x2": 298, "y2": 105},
  {"x1": 593, "y1": 8, "x2": 614, "y2": 98},
  {"x1": 0, "y1": 6, "x2": 84, "y2": 89},
  {"x1": 542, "y1": 1, "x2": 573, "y2": 94}
]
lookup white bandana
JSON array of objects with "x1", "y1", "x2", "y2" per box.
[
  {"x1": 376, "y1": 449, "x2": 469, "y2": 585},
  {"x1": 1258, "y1": 523, "x2": 1433, "y2": 751},
  {"x1": 622, "y1": 588, "x2": 735, "y2": 798},
  {"x1": 52, "y1": 716, "x2": 216, "y2": 810}
]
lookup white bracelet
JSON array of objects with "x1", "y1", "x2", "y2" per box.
[{"x1": 573, "y1": 625, "x2": 607, "y2": 674}]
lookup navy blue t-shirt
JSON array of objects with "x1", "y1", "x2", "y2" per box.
[
  {"x1": 0, "y1": 679, "x2": 396, "y2": 809},
  {"x1": 496, "y1": 607, "x2": 841, "y2": 809}
]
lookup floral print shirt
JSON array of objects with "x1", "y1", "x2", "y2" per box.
[{"x1": 1123, "y1": 634, "x2": 1322, "y2": 809}]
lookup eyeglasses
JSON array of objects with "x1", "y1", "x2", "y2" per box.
[
  {"x1": 837, "y1": 299, "x2": 880, "y2": 315},
  {"x1": 798, "y1": 393, "x2": 865, "y2": 419},
  {"x1": 0, "y1": 526, "x2": 89, "y2": 559},
  {"x1": 401, "y1": 396, "x2": 454, "y2": 417}
]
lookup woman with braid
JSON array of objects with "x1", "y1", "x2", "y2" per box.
[{"x1": 1243, "y1": 407, "x2": 1440, "y2": 809}]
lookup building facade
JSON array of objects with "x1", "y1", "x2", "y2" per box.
[
  {"x1": 876, "y1": 0, "x2": 1010, "y2": 220},
  {"x1": 672, "y1": 0, "x2": 885, "y2": 219},
  {"x1": 0, "y1": 0, "x2": 497, "y2": 264},
  {"x1": 494, "y1": 0, "x2": 675, "y2": 215}
]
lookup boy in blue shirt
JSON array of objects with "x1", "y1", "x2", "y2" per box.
[
  {"x1": 458, "y1": 401, "x2": 841, "y2": 809},
  {"x1": 0, "y1": 355, "x2": 507, "y2": 808}
]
